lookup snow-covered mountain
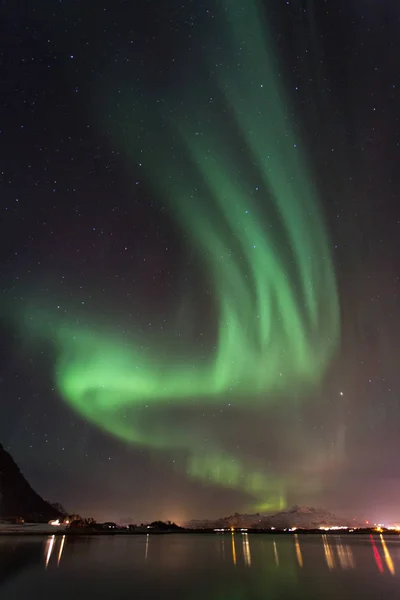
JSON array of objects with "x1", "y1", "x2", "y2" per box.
[
  {"x1": 186, "y1": 505, "x2": 351, "y2": 530},
  {"x1": 256, "y1": 505, "x2": 349, "y2": 529}
]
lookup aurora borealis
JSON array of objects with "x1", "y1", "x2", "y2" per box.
[
  {"x1": 11, "y1": 0, "x2": 339, "y2": 507},
  {"x1": 2, "y1": 0, "x2": 400, "y2": 522}
]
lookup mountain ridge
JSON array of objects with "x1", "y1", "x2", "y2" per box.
[
  {"x1": 0, "y1": 443, "x2": 62, "y2": 522},
  {"x1": 186, "y1": 505, "x2": 353, "y2": 529}
]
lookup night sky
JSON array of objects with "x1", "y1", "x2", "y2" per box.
[{"x1": 1, "y1": 0, "x2": 400, "y2": 525}]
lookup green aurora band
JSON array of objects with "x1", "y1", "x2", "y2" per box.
[{"x1": 18, "y1": 0, "x2": 339, "y2": 508}]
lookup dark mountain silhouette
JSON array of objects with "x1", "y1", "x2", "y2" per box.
[
  {"x1": 51, "y1": 502, "x2": 67, "y2": 516},
  {"x1": 0, "y1": 443, "x2": 62, "y2": 522}
]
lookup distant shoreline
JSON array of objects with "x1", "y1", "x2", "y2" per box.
[{"x1": 0, "y1": 528, "x2": 395, "y2": 537}]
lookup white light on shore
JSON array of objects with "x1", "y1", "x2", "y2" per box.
[{"x1": 49, "y1": 519, "x2": 61, "y2": 526}]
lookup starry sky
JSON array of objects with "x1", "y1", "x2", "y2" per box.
[{"x1": 1, "y1": 0, "x2": 400, "y2": 525}]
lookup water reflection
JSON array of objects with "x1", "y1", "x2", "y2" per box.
[
  {"x1": 242, "y1": 534, "x2": 251, "y2": 567},
  {"x1": 57, "y1": 536, "x2": 66, "y2": 567},
  {"x1": 370, "y1": 534, "x2": 384, "y2": 573},
  {"x1": 380, "y1": 534, "x2": 395, "y2": 576},
  {"x1": 322, "y1": 535, "x2": 335, "y2": 570},
  {"x1": 219, "y1": 535, "x2": 225, "y2": 561},
  {"x1": 231, "y1": 533, "x2": 237, "y2": 566},
  {"x1": 44, "y1": 535, "x2": 67, "y2": 569},
  {"x1": 294, "y1": 534, "x2": 303, "y2": 568},
  {"x1": 45, "y1": 536, "x2": 56, "y2": 569},
  {"x1": 1, "y1": 534, "x2": 400, "y2": 600},
  {"x1": 222, "y1": 534, "x2": 394, "y2": 573},
  {"x1": 336, "y1": 540, "x2": 354, "y2": 570},
  {"x1": 38, "y1": 533, "x2": 399, "y2": 576},
  {"x1": 0, "y1": 538, "x2": 43, "y2": 588},
  {"x1": 273, "y1": 539, "x2": 279, "y2": 567}
]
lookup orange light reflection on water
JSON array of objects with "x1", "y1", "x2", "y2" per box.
[
  {"x1": 294, "y1": 534, "x2": 303, "y2": 568},
  {"x1": 57, "y1": 535, "x2": 66, "y2": 567},
  {"x1": 380, "y1": 534, "x2": 395, "y2": 576},
  {"x1": 322, "y1": 535, "x2": 335, "y2": 570},
  {"x1": 231, "y1": 532, "x2": 237, "y2": 566}
]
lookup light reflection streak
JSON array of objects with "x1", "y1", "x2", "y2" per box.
[
  {"x1": 336, "y1": 541, "x2": 354, "y2": 570},
  {"x1": 231, "y1": 532, "x2": 237, "y2": 566},
  {"x1": 380, "y1": 534, "x2": 395, "y2": 576},
  {"x1": 322, "y1": 535, "x2": 335, "y2": 570},
  {"x1": 145, "y1": 534, "x2": 149, "y2": 561},
  {"x1": 273, "y1": 539, "x2": 279, "y2": 567},
  {"x1": 57, "y1": 535, "x2": 66, "y2": 567},
  {"x1": 294, "y1": 534, "x2": 303, "y2": 568},
  {"x1": 220, "y1": 536, "x2": 225, "y2": 560},
  {"x1": 242, "y1": 533, "x2": 251, "y2": 567},
  {"x1": 45, "y1": 535, "x2": 55, "y2": 569},
  {"x1": 370, "y1": 535, "x2": 384, "y2": 573}
]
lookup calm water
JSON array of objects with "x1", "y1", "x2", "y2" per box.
[{"x1": 0, "y1": 533, "x2": 399, "y2": 599}]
